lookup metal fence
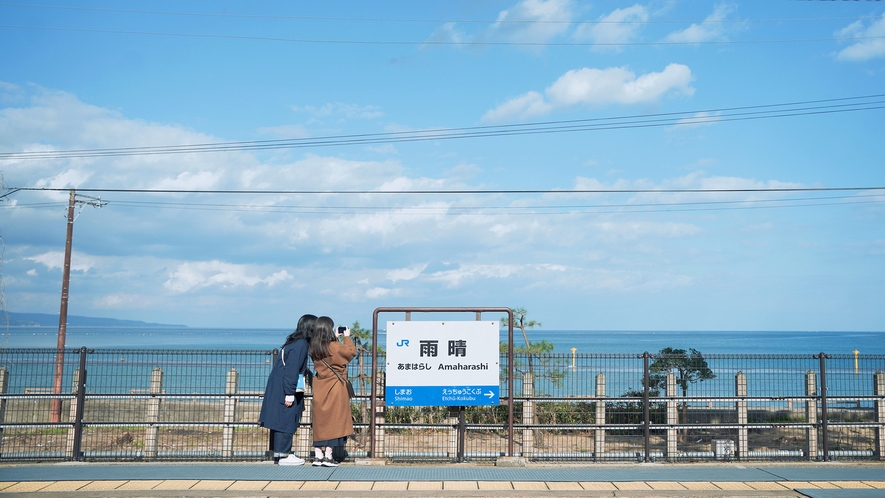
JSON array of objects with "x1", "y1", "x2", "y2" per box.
[{"x1": 0, "y1": 347, "x2": 883, "y2": 463}]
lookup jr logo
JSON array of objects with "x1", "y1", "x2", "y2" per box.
[{"x1": 396, "y1": 339, "x2": 410, "y2": 347}]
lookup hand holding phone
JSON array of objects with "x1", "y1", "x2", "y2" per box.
[{"x1": 337, "y1": 326, "x2": 350, "y2": 337}]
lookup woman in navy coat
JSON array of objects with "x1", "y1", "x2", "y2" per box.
[{"x1": 258, "y1": 314, "x2": 316, "y2": 465}]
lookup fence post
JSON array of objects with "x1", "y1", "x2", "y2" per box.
[
  {"x1": 222, "y1": 368, "x2": 239, "y2": 458},
  {"x1": 735, "y1": 371, "x2": 748, "y2": 460},
  {"x1": 521, "y1": 372, "x2": 534, "y2": 458},
  {"x1": 445, "y1": 407, "x2": 459, "y2": 460},
  {"x1": 873, "y1": 370, "x2": 885, "y2": 461},
  {"x1": 666, "y1": 372, "x2": 677, "y2": 460},
  {"x1": 0, "y1": 367, "x2": 7, "y2": 445},
  {"x1": 805, "y1": 370, "x2": 818, "y2": 461},
  {"x1": 594, "y1": 373, "x2": 605, "y2": 461},
  {"x1": 817, "y1": 353, "x2": 830, "y2": 461},
  {"x1": 642, "y1": 352, "x2": 650, "y2": 462},
  {"x1": 62, "y1": 348, "x2": 88, "y2": 461},
  {"x1": 295, "y1": 379, "x2": 312, "y2": 459},
  {"x1": 65, "y1": 367, "x2": 80, "y2": 459},
  {"x1": 144, "y1": 367, "x2": 164, "y2": 460},
  {"x1": 265, "y1": 349, "x2": 278, "y2": 460},
  {"x1": 373, "y1": 371, "x2": 386, "y2": 458}
]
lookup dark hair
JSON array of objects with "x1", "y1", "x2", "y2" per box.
[
  {"x1": 309, "y1": 316, "x2": 336, "y2": 360},
  {"x1": 284, "y1": 314, "x2": 317, "y2": 346}
]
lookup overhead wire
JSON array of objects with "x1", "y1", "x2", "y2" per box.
[
  {"x1": 3, "y1": 191, "x2": 883, "y2": 216},
  {"x1": 2, "y1": 95, "x2": 884, "y2": 160},
  {"x1": 87, "y1": 192, "x2": 885, "y2": 215},
  {"x1": 8, "y1": 186, "x2": 885, "y2": 195},
  {"x1": 1, "y1": 3, "x2": 881, "y2": 25},
  {"x1": 2, "y1": 23, "x2": 882, "y2": 48}
]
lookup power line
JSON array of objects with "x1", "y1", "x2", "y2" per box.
[
  {"x1": 3, "y1": 95, "x2": 884, "y2": 160},
  {"x1": 2, "y1": 23, "x2": 882, "y2": 48},
  {"x1": 2, "y1": 3, "x2": 880, "y2": 25},
  {"x1": 71, "y1": 192, "x2": 885, "y2": 213},
  {"x1": 5, "y1": 193, "x2": 883, "y2": 216},
  {"x1": 7, "y1": 186, "x2": 885, "y2": 196}
]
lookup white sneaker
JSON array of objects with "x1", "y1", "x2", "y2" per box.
[{"x1": 278, "y1": 454, "x2": 305, "y2": 466}]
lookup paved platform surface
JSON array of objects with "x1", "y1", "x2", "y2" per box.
[{"x1": 0, "y1": 462, "x2": 883, "y2": 497}]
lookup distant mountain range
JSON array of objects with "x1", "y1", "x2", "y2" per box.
[{"x1": 6, "y1": 312, "x2": 186, "y2": 328}]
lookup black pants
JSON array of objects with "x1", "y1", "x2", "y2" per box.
[
  {"x1": 271, "y1": 393, "x2": 304, "y2": 456},
  {"x1": 271, "y1": 430, "x2": 293, "y2": 456}
]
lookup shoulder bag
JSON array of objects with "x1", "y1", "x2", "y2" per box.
[{"x1": 320, "y1": 358, "x2": 355, "y2": 398}]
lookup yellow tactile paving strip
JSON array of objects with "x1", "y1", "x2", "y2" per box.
[
  {"x1": 407, "y1": 481, "x2": 441, "y2": 490},
  {"x1": 443, "y1": 481, "x2": 478, "y2": 490},
  {"x1": 0, "y1": 478, "x2": 882, "y2": 492},
  {"x1": 580, "y1": 481, "x2": 618, "y2": 490},
  {"x1": 78, "y1": 480, "x2": 127, "y2": 491},
  {"x1": 646, "y1": 481, "x2": 687, "y2": 490},
  {"x1": 746, "y1": 481, "x2": 792, "y2": 491},
  {"x1": 477, "y1": 481, "x2": 512, "y2": 490},
  {"x1": 263, "y1": 480, "x2": 304, "y2": 491}
]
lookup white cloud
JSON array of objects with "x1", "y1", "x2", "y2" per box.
[
  {"x1": 26, "y1": 269, "x2": 37, "y2": 276},
  {"x1": 670, "y1": 111, "x2": 722, "y2": 129},
  {"x1": 429, "y1": 263, "x2": 520, "y2": 287},
  {"x1": 665, "y1": 4, "x2": 735, "y2": 43},
  {"x1": 483, "y1": 92, "x2": 550, "y2": 122},
  {"x1": 365, "y1": 287, "x2": 391, "y2": 298},
  {"x1": 0, "y1": 86, "x2": 259, "y2": 193},
  {"x1": 426, "y1": 0, "x2": 573, "y2": 51},
  {"x1": 292, "y1": 102, "x2": 384, "y2": 120},
  {"x1": 427, "y1": 263, "x2": 566, "y2": 288},
  {"x1": 576, "y1": 171, "x2": 804, "y2": 206},
  {"x1": 836, "y1": 13, "x2": 885, "y2": 61},
  {"x1": 256, "y1": 124, "x2": 310, "y2": 139},
  {"x1": 366, "y1": 144, "x2": 399, "y2": 155},
  {"x1": 592, "y1": 221, "x2": 702, "y2": 240},
  {"x1": 27, "y1": 251, "x2": 95, "y2": 272},
  {"x1": 387, "y1": 263, "x2": 428, "y2": 282},
  {"x1": 33, "y1": 168, "x2": 92, "y2": 191},
  {"x1": 486, "y1": 0, "x2": 574, "y2": 44},
  {"x1": 153, "y1": 170, "x2": 221, "y2": 190},
  {"x1": 235, "y1": 155, "x2": 404, "y2": 192},
  {"x1": 163, "y1": 261, "x2": 293, "y2": 293},
  {"x1": 574, "y1": 5, "x2": 648, "y2": 48},
  {"x1": 426, "y1": 22, "x2": 468, "y2": 46},
  {"x1": 483, "y1": 64, "x2": 694, "y2": 121},
  {"x1": 94, "y1": 292, "x2": 158, "y2": 309}
]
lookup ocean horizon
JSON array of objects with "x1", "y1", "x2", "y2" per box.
[{"x1": 3, "y1": 326, "x2": 884, "y2": 356}]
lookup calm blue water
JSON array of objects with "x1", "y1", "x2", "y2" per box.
[{"x1": 2, "y1": 327, "x2": 883, "y2": 355}]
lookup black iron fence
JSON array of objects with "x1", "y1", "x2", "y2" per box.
[{"x1": 0, "y1": 347, "x2": 883, "y2": 463}]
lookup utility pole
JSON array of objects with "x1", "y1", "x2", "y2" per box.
[{"x1": 51, "y1": 189, "x2": 105, "y2": 423}]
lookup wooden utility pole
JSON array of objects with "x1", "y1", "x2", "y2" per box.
[
  {"x1": 50, "y1": 190, "x2": 104, "y2": 423},
  {"x1": 50, "y1": 190, "x2": 76, "y2": 422}
]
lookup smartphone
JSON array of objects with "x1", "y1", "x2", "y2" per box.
[{"x1": 337, "y1": 326, "x2": 347, "y2": 335}]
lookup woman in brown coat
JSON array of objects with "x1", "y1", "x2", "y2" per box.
[{"x1": 308, "y1": 316, "x2": 356, "y2": 467}]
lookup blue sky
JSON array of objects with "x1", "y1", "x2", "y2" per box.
[{"x1": 1, "y1": 1, "x2": 883, "y2": 331}]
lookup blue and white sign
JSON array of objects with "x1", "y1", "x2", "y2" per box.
[{"x1": 386, "y1": 321, "x2": 500, "y2": 406}]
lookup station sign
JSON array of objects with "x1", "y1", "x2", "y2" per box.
[{"x1": 385, "y1": 321, "x2": 500, "y2": 406}]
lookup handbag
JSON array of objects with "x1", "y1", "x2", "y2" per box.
[{"x1": 321, "y1": 358, "x2": 355, "y2": 398}]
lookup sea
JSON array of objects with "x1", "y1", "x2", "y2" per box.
[
  {"x1": 3, "y1": 327, "x2": 883, "y2": 356},
  {"x1": 2, "y1": 327, "x2": 882, "y2": 399}
]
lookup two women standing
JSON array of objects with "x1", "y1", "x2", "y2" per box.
[{"x1": 259, "y1": 314, "x2": 355, "y2": 467}]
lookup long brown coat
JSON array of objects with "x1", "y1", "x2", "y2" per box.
[{"x1": 311, "y1": 336, "x2": 357, "y2": 442}]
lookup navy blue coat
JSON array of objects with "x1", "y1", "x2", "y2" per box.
[{"x1": 258, "y1": 339, "x2": 308, "y2": 434}]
